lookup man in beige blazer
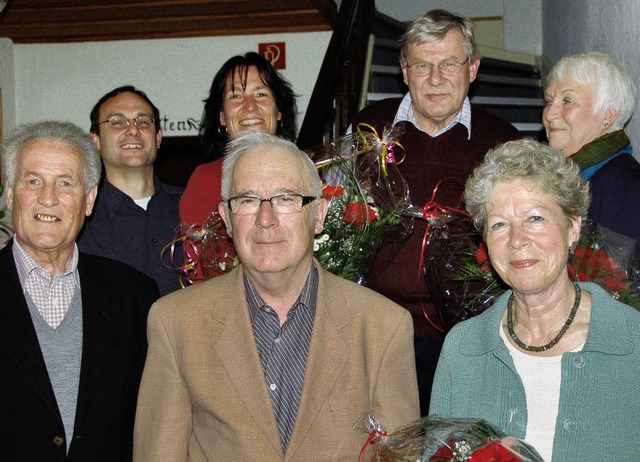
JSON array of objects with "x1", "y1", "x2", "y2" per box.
[{"x1": 133, "y1": 132, "x2": 419, "y2": 461}]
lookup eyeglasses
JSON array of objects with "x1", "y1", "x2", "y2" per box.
[
  {"x1": 228, "y1": 193, "x2": 317, "y2": 215},
  {"x1": 99, "y1": 115, "x2": 155, "y2": 130},
  {"x1": 404, "y1": 57, "x2": 470, "y2": 77}
]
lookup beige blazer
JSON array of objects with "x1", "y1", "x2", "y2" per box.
[{"x1": 133, "y1": 264, "x2": 419, "y2": 461}]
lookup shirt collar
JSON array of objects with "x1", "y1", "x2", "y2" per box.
[
  {"x1": 12, "y1": 239, "x2": 80, "y2": 286},
  {"x1": 99, "y1": 176, "x2": 161, "y2": 214},
  {"x1": 244, "y1": 264, "x2": 319, "y2": 322},
  {"x1": 394, "y1": 93, "x2": 472, "y2": 140}
]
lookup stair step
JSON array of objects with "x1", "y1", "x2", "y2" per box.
[
  {"x1": 513, "y1": 122, "x2": 544, "y2": 132},
  {"x1": 471, "y1": 96, "x2": 545, "y2": 107},
  {"x1": 373, "y1": 37, "x2": 401, "y2": 66},
  {"x1": 367, "y1": 92, "x2": 403, "y2": 101},
  {"x1": 481, "y1": 105, "x2": 543, "y2": 123},
  {"x1": 480, "y1": 57, "x2": 541, "y2": 78},
  {"x1": 371, "y1": 63, "x2": 401, "y2": 76},
  {"x1": 372, "y1": 11, "x2": 406, "y2": 40},
  {"x1": 476, "y1": 74, "x2": 542, "y2": 88},
  {"x1": 471, "y1": 82, "x2": 543, "y2": 98}
]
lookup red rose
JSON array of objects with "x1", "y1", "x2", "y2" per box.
[
  {"x1": 603, "y1": 274, "x2": 629, "y2": 292},
  {"x1": 429, "y1": 444, "x2": 454, "y2": 461},
  {"x1": 569, "y1": 244, "x2": 629, "y2": 292},
  {"x1": 322, "y1": 184, "x2": 344, "y2": 199},
  {"x1": 343, "y1": 202, "x2": 376, "y2": 229},
  {"x1": 476, "y1": 242, "x2": 492, "y2": 272},
  {"x1": 470, "y1": 440, "x2": 522, "y2": 461}
]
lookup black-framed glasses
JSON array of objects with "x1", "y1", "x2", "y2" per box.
[
  {"x1": 99, "y1": 115, "x2": 155, "y2": 129},
  {"x1": 227, "y1": 193, "x2": 317, "y2": 215},
  {"x1": 404, "y1": 57, "x2": 470, "y2": 77}
]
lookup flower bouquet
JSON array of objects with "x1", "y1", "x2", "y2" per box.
[
  {"x1": 312, "y1": 124, "x2": 413, "y2": 284},
  {"x1": 357, "y1": 414, "x2": 543, "y2": 462},
  {"x1": 164, "y1": 211, "x2": 239, "y2": 286},
  {"x1": 423, "y1": 212, "x2": 508, "y2": 332},
  {"x1": 568, "y1": 219, "x2": 640, "y2": 308}
]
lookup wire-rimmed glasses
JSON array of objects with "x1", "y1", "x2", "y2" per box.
[
  {"x1": 404, "y1": 57, "x2": 470, "y2": 77},
  {"x1": 99, "y1": 115, "x2": 155, "y2": 129}
]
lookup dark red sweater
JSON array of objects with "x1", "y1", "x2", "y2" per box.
[{"x1": 353, "y1": 98, "x2": 520, "y2": 336}]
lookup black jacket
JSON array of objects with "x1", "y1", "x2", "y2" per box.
[{"x1": 0, "y1": 242, "x2": 160, "y2": 461}]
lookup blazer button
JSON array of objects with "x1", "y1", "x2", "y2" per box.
[{"x1": 53, "y1": 435, "x2": 65, "y2": 446}]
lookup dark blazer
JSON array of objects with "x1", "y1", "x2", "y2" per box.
[{"x1": 0, "y1": 241, "x2": 160, "y2": 461}]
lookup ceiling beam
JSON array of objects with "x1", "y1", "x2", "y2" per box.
[{"x1": 0, "y1": 0, "x2": 337, "y2": 43}]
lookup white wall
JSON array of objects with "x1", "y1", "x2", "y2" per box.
[
  {"x1": 7, "y1": 32, "x2": 331, "y2": 137},
  {"x1": 543, "y1": 0, "x2": 640, "y2": 159},
  {"x1": 375, "y1": 0, "x2": 542, "y2": 55},
  {"x1": 0, "y1": 38, "x2": 15, "y2": 137}
]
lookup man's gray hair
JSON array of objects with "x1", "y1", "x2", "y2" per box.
[
  {"x1": 400, "y1": 9, "x2": 479, "y2": 65},
  {"x1": 546, "y1": 51, "x2": 636, "y2": 131},
  {"x1": 1, "y1": 121, "x2": 102, "y2": 191},
  {"x1": 220, "y1": 131, "x2": 322, "y2": 201},
  {"x1": 465, "y1": 138, "x2": 590, "y2": 235},
  {"x1": 220, "y1": 132, "x2": 322, "y2": 233}
]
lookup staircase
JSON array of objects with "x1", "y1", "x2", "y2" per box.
[{"x1": 362, "y1": 11, "x2": 546, "y2": 140}]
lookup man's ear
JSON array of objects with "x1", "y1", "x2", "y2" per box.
[
  {"x1": 218, "y1": 201, "x2": 232, "y2": 237},
  {"x1": 401, "y1": 63, "x2": 409, "y2": 86},
  {"x1": 6, "y1": 184, "x2": 13, "y2": 213},
  {"x1": 314, "y1": 198, "x2": 329, "y2": 235},
  {"x1": 468, "y1": 58, "x2": 481, "y2": 83},
  {"x1": 85, "y1": 185, "x2": 98, "y2": 217},
  {"x1": 90, "y1": 132, "x2": 100, "y2": 150}
]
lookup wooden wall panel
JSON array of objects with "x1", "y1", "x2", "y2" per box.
[{"x1": 0, "y1": 0, "x2": 336, "y2": 43}]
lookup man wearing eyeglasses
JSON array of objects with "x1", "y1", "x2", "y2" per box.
[
  {"x1": 133, "y1": 132, "x2": 419, "y2": 461},
  {"x1": 349, "y1": 9, "x2": 520, "y2": 413},
  {"x1": 78, "y1": 85, "x2": 183, "y2": 295}
]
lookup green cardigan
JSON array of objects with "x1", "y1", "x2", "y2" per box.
[{"x1": 429, "y1": 282, "x2": 640, "y2": 462}]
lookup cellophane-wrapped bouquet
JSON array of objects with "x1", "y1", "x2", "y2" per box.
[
  {"x1": 423, "y1": 212, "x2": 508, "y2": 332},
  {"x1": 312, "y1": 124, "x2": 414, "y2": 284},
  {"x1": 172, "y1": 211, "x2": 239, "y2": 285},
  {"x1": 425, "y1": 216, "x2": 640, "y2": 332},
  {"x1": 357, "y1": 414, "x2": 543, "y2": 462},
  {"x1": 567, "y1": 219, "x2": 640, "y2": 308}
]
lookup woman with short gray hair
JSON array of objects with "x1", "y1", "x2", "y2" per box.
[
  {"x1": 543, "y1": 51, "x2": 640, "y2": 241},
  {"x1": 430, "y1": 138, "x2": 640, "y2": 461}
]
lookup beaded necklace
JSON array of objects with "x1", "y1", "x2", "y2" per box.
[{"x1": 507, "y1": 283, "x2": 581, "y2": 352}]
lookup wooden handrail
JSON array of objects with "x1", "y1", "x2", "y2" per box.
[{"x1": 297, "y1": 0, "x2": 375, "y2": 151}]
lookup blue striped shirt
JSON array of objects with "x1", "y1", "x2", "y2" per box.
[{"x1": 244, "y1": 265, "x2": 318, "y2": 453}]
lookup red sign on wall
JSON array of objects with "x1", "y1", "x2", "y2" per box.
[{"x1": 259, "y1": 42, "x2": 286, "y2": 70}]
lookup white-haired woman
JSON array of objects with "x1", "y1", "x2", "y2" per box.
[
  {"x1": 543, "y1": 51, "x2": 640, "y2": 241},
  {"x1": 429, "y1": 138, "x2": 640, "y2": 461}
]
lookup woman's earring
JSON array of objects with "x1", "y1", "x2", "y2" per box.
[
  {"x1": 217, "y1": 125, "x2": 228, "y2": 135},
  {"x1": 604, "y1": 122, "x2": 610, "y2": 128}
]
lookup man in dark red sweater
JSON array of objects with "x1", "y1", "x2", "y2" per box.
[{"x1": 352, "y1": 9, "x2": 519, "y2": 413}]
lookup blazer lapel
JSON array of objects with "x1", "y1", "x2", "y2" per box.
[
  {"x1": 286, "y1": 268, "x2": 350, "y2": 457},
  {"x1": 213, "y1": 269, "x2": 283, "y2": 456},
  {"x1": 0, "y1": 243, "x2": 61, "y2": 418}
]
